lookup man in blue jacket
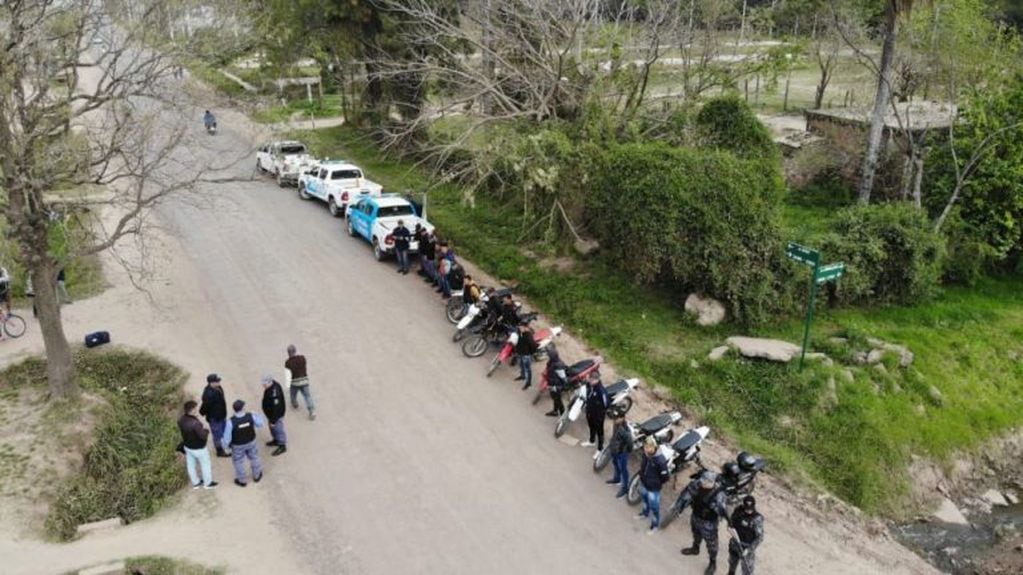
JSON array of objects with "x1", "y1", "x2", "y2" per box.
[{"x1": 635, "y1": 437, "x2": 670, "y2": 533}]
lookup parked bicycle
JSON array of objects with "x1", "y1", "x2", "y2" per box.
[{"x1": 0, "y1": 309, "x2": 27, "y2": 339}]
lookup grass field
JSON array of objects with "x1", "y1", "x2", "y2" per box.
[{"x1": 290, "y1": 125, "x2": 1023, "y2": 514}]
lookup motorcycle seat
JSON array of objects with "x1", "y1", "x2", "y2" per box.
[
  {"x1": 566, "y1": 359, "x2": 595, "y2": 377},
  {"x1": 639, "y1": 413, "x2": 675, "y2": 434},
  {"x1": 604, "y1": 379, "x2": 629, "y2": 396},
  {"x1": 672, "y1": 429, "x2": 703, "y2": 453}
]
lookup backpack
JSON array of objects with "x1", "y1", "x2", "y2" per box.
[
  {"x1": 84, "y1": 331, "x2": 111, "y2": 348},
  {"x1": 448, "y1": 264, "x2": 465, "y2": 291}
]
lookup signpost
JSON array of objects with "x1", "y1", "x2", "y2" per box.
[{"x1": 786, "y1": 243, "x2": 844, "y2": 369}]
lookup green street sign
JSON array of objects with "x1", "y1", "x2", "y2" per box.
[
  {"x1": 786, "y1": 242, "x2": 820, "y2": 267},
  {"x1": 814, "y1": 263, "x2": 845, "y2": 284}
]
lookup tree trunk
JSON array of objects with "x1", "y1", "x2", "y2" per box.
[
  {"x1": 32, "y1": 264, "x2": 77, "y2": 398},
  {"x1": 912, "y1": 154, "x2": 924, "y2": 208},
  {"x1": 859, "y1": 1, "x2": 900, "y2": 204}
]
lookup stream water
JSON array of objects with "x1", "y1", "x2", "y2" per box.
[{"x1": 893, "y1": 503, "x2": 1023, "y2": 574}]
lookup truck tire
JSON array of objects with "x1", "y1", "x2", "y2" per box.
[
  {"x1": 328, "y1": 197, "x2": 341, "y2": 217},
  {"x1": 347, "y1": 219, "x2": 357, "y2": 237},
  {"x1": 372, "y1": 239, "x2": 385, "y2": 261},
  {"x1": 298, "y1": 182, "x2": 310, "y2": 200},
  {"x1": 277, "y1": 172, "x2": 286, "y2": 188}
]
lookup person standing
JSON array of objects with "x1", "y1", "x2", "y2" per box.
[
  {"x1": 56, "y1": 266, "x2": 72, "y2": 304},
  {"x1": 198, "y1": 374, "x2": 230, "y2": 457},
  {"x1": 177, "y1": 400, "x2": 218, "y2": 489},
  {"x1": 581, "y1": 371, "x2": 610, "y2": 455},
  {"x1": 677, "y1": 471, "x2": 730, "y2": 575},
  {"x1": 543, "y1": 345, "x2": 568, "y2": 417},
  {"x1": 436, "y1": 242, "x2": 456, "y2": 299},
  {"x1": 635, "y1": 437, "x2": 670, "y2": 533},
  {"x1": 285, "y1": 344, "x2": 315, "y2": 420},
  {"x1": 606, "y1": 413, "x2": 631, "y2": 498},
  {"x1": 393, "y1": 219, "x2": 412, "y2": 275},
  {"x1": 513, "y1": 322, "x2": 538, "y2": 390},
  {"x1": 223, "y1": 399, "x2": 265, "y2": 487},
  {"x1": 727, "y1": 496, "x2": 764, "y2": 575},
  {"x1": 419, "y1": 231, "x2": 437, "y2": 283},
  {"x1": 261, "y1": 375, "x2": 287, "y2": 456}
]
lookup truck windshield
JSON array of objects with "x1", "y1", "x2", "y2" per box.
[
  {"x1": 280, "y1": 145, "x2": 306, "y2": 155},
  {"x1": 377, "y1": 205, "x2": 415, "y2": 218},
  {"x1": 330, "y1": 170, "x2": 362, "y2": 180}
]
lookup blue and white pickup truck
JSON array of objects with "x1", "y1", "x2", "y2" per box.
[
  {"x1": 346, "y1": 195, "x2": 434, "y2": 261},
  {"x1": 297, "y1": 160, "x2": 384, "y2": 217}
]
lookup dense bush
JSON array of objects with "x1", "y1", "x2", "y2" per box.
[
  {"x1": 694, "y1": 95, "x2": 777, "y2": 160},
  {"x1": 821, "y1": 204, "x2": 946, "y2": 305},
  {"x1": 590, "y1": 142, "x2": 788, "y2": 325}
]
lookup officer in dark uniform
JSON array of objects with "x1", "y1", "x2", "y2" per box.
[
  {"x1": 727, "y1": 495, "x2": 764, "y2": 575},
  {"x1": 676, "y1": 470, "x2": 729, "y2": 575}
]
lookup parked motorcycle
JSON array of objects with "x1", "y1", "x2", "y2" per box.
[
  {"x1": 531, "y1": 355, "x2": 603, "y2": 406},
  {"x1": 446, "y1": 286, "x2": 506, "y2": 324},
  {"x1": 659, "y1": 451, "x2": 764, "y2": 528},
  {"x1": 460, "y1": 312, "x2": 537, "y2": 358},
  {"x1": 452, "y1": 291, "x2": 518, "y2": 342},
  {"x1": 625, "y1": 426, "x2": 710, "y2": 504},
  {"x1": 554, "y1": 377, "x2": 640, "y2": 438},
  {"x1": 484, "y1": 325, "x2": 561, "y2": 377},
  {"x1": 593, "y1": 410, "x2": 683, "y2": 472}
]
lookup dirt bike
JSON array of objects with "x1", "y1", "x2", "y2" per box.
[
  {"x1": 625, "y1": 426, "x2": 710, "y2": 504},
  {"x1": 484, "y1": 325, "x2": 561, "y2": 377},
  {"x1": 531, "y1": 356, "x2": 603, "y2": 406},
  {"x1": 553, "y1": 377, "x2": 640, "y2": 438},
  {"x1": 592, "y1": 411, "x2": 682, "y2": 472}
]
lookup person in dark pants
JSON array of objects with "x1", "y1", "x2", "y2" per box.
[
  {"x1": 286, "y1": 344, "x2": 315, "y2": 420},
  {"x1": 543, "y1": 345, "x2": 568, "y2": 417},
  {"x1": 727, "y1": 496, "x2": 764, "y2": 575},
  {"x1": 198, "y1": 373, "x2": 230, "y2": 457},
  {"x1": 581, "y1": 371, "x2": 609, "y2": 456},
  {"x1": 223, "y1": 399, "x2": 265, "y2": 487},
  {"x1": 606, "y1": 413, "x2": 631, "y2": 497},
  {"x1": 636, "y1": 437, "x2": 670, "y2": 533},
  {"x1": 261, "y1": 375, "x2": 287, "y2": 456},
  {"x1": 393, "y1": 220, "x2": 412, "y2": 274},
  {"x1": 419, "y1": 231, "x2": 437, "y2": 283},
  {"x1": 436, "y1": 242, "x2": 456, "y2": 299},
  {"x1": 177, "y1": 400, "x2": 217, "y2": 489},
  {"x1": 513, "y1": 322, "x2": 538, "y2": 390},
  {"x1": 56, "y1": 266, "x2": 72, "y2": 304},
  {"x1": 678, "y1": 471, "x2": 730, "y2": 575}
]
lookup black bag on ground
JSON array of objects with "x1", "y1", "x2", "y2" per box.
[{"x1": 84, "y1": 331, "x2": 110, "y2": 348}]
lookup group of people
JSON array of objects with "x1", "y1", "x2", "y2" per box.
[
  {"x1": 0, "y1": 264, "x2": 72, "y2": 322},
  {"x1": 176, "y1": 344, "x2": 315, "y2": 488},
  {"x1": 388, "y1": 221, "x2": 461, "y2": 299}
]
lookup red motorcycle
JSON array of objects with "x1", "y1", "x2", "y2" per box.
[
  {"x1": 484, "y1": 326, "x2": 562, "y2": 377},
  {"x1": 530, "y1": 355, "x2": 603, "y2": 405}
]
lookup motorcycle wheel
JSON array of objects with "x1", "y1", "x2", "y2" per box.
[
  {"x1": 452, "y1": 328, "x2": 466, "y2": 343},
  {"x1": 592, "y1": 447, "x2": 611, "y2": 472},
  {"x1": 485, "y1": 357, "x2": 501, "y2": 378},
  {"x1": 461, "y1": 336, "x2": 488, "y2": 358},
  {"x1": 613, "y1": 397, "x2": 634, "y2": 417},
  {"x1": 553, "y1": 414, "x2": 569, "y2": 438},
  {"x1": 660, "y1": 501, "x2": 681, "y2": 529},
  {"x1": 626, "y1": 476, "x2": 642, "y2": 505},
  {"x1": 446, "y1": 296, "x2": 466, "y2": 323}
]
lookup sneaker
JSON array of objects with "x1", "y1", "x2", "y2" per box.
[
  {"x1": 681, "y1": 546, "x2": 700, "y2": 556},
  {"x1": 544, "y1": 410, "x2": 559, "y2": 417},
  {"x1": 580, "y1": 441, "x2": 595, "y2": 447},
  {"x1": 513, "y1": 376, "x2": 525, "y2": 381},
  {"x1": 648, "y1": 526, "x2": 658, "y2": 534},
  {"x1": 272, "y1": 445, "x2": 287, "y2": 456},
  {"x1": 308, "y1": 411, "x2": 316, "y2": 421},
  {"x1": 291, "y1": 402, "x2": 300, "y2": 409},
  {"x1": 253, "y1": 473, "x2": 263, "y2": 483},
  {"x1": 192, "y1": 482, "x2": 202, "y2": 490},
  {"x1": 521, "y1": 382, "x2": 531, "y2": 390},
  {"x1": 616, "y1": 491, "x2": 627, "y2": 498},
  {"x1": 216, "y1": 449, "x2": 230, "y2": 458},
  {"x1": 604, "y1": 479, "x2": 618, "y2": 485},
  {"x1": 204, "y1": 481, "x2": 219, "y2": 490},
  {"x1": 592, "y1": 450, "x2": 601, "y2": 460},
  {"x1": 265, "y1": 440, "x2": 278, "y2": 447},
  {"x1": 396, "y1": 269, "x2": 403, "y2": 274},
  {"x1": 234, "y1": 479, "x2": 247, "y2": 487},
  {"x1": 635, "y1": 512, "x2": 648, "y2": 520}
]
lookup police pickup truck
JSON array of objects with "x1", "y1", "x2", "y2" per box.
[
  {"x1": 297, "y1": 160, "x2": 384, "y2": 217},
  {"x1": 346, "y1": 195, "x2": 434, "y2": 261}
]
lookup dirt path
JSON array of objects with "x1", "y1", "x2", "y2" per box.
[{"x1": 0, "y1": 76, "x2": 938, "y2": 575}]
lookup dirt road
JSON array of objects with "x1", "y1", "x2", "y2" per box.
[{"x1": 0, "y1": 97, "x2": 938, "y2": 574}]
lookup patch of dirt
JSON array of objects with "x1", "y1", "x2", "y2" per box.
[
  {"x1": 0, "y1": 383, "x2": 105, "y2": 535},
  {"x1": 978, "y1": 535, "x2": 1023, "y2": 574}
]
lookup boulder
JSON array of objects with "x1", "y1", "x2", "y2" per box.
[
  {"x1": 1005, "y1": 491, "x2": 1019, "y2": 505},
  {"x1": 806, "y1": 352, "x2": 833, "y2": 366},
  {"x1": 867, "y1": 349, "x2": 886, "y2": 364},
  {"x1": 841, "y1": 369, "x2": 855, "y2": 383},
  {"x1": 725, "y1": 336, "x2": 802, "y2": 363},
  {"x1": 933, "y1": 497, "x2": 969, "y2": 525},
  {"x1": 828, "y1": 337, "x2": 849, "y2": 346},
  {"x1": 707, "y1": 346, "x2": 730, "y2": 361},
  {"x1": 873, "y1": 363, "x2": 888, "y2": 375},
  {"x1": 982, "y1": 489, "x2": 1009, "y2": 507},
  {"x1": 684, "y1": 294, "x2": 727, "y2": 327},
  {"x1": 819, "y1": 377, "x2": 838, "y2": 409}
]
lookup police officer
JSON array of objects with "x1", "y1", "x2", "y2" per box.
[
  {"x1": 727, "y1": 496, "x2": 764, "y2": 575},
  {"x1": 222, "y1": 399, "x2": 265, "y2": 487},
  {"x1": 677, "y1": 470, "x2": 729, "y2": 575}
]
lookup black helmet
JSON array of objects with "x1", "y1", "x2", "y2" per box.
[
  {"x1": 737, "y1": 451, "x2": 759, "y2": 471},
  {"x1": 723, "y1": 462, "x2": 741, "y2": 477},
  {"x1": 742, "y1": 495, "x2": 756, "y2": 510}
]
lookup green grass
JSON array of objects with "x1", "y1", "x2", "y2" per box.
[
  {"x1": 290, "y1": 124, "x2": 1023, "y2": 515},
  {"x1": 187, "y1": 60, "x2": 247, "y2": 98},
  {"x1": 252, "y1": 94, "x2": 346, "y2": 124},
  {"x1": 64, "y1": 556, "x2": 224, "y2": 575},
  {"x1": 0, "y1": 349, "x2": 189, "y2": 540}
]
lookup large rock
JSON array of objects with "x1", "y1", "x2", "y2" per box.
[
  {"x1": 725, "y1": 336, "x2": 801, "y2": 362},
  {"x1": 933, "y1": 497, "x2": 969, "y2": 525},
  {"x1": 685, "y1": 294, "x2": 727, "y2": 327},
  {"x1": 707, "y1": 346, "x2": 730, "y2": 361},
  {"x1": 982, "y1": 489, "x2": 1010, "y2": 507}
]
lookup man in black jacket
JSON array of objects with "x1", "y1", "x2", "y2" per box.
[
  {"x1": 543, "y1": 345, "x2": 568, "y2": 417},
  {"x1": 636, "y1": 438, "x2": 670, "y2": 532},
  {"x1": 393, "y1": 219, "x2": 412, "y2": 274},
  {"x1": 177, "y1": 400, "x2": 217, "y2": 489},
  {"x1": 418, "y1": 229, "x2": 437, "y2": 282},
  {"x1": 198, "y1": 373, "x2": 229, "y2": 457},
  {"x1": 678, "y1": 471, "x2": 730, "y2": 575},
  {"x1": 261, "y1": 375, "x2": 287, "y2": 456},
  {"x1": 582, "y1": 372, "x2": 610, "y2": 455},
  {"x1": 513, "y1": 321, "x2": 538, "y2": 390},
  {"x1": 727, "y1": 495, "x2": 764, "y2": 575},
  {"x1": 606, "y1": 413, "x2": 631, "y2": 498}
]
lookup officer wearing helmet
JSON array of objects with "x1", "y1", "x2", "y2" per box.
[
  {"x1": 676, "y1": 470, "x2": 729, "y2": 575},
  {"x1": 727, "y1": 495, "x2": 764, "y2": 575}
]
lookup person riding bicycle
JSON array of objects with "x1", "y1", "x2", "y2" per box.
[{"x1": 203, "y1": 110, "x2": 216, "y2": 130}]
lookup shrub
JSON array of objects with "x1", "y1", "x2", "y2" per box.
[
  {"x1": 820, "y1": 204, "x2": 946, "y2": 306},
  {"x1": 694, "y1": 95, "x2": 777, "y2": 160},
  {"x1": 590, "y1": 142, "x2": 788, "y2": 325}
]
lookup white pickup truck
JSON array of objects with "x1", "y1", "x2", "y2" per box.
[
  {"x1": 346, "y1": 194, "x2": 435, "y2": 261},
  {"x1": 297, "y1": 160, "x2": 384, "y2": 217},
  {"x1": 256, "y1": 140, "x2": 316, "y2": 187}
]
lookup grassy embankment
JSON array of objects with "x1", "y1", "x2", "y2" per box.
[
  {"x1": 66, "y1": 556, "x2": 223, "y2": 575},
  {"x1": 289, "y1": 125, "x2": 1023, "y2": 515},
  {"x1": 0, "y1": 349, "x2": 188, "y2": 540}
]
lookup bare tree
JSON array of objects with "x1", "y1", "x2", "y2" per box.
[{"x1": 0, "y1": 0, "x2": 235, "y2": 397}]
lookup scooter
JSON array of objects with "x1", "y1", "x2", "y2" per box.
[
  {"x1": 553, "y1": 377, "x2": 640, "y2": 438},
  {"x1": 531, "y1": 355, "x2": 603, "y2": 406},
  {"x1": 625, "y1": 425, "x2": 710, "y2": 504},
  {"x1": 484, "y1": 325, "x2": 561, "y2": 377},
  {"x1": 593, "y1": 410, "x2": 682, "y2": 472}
]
